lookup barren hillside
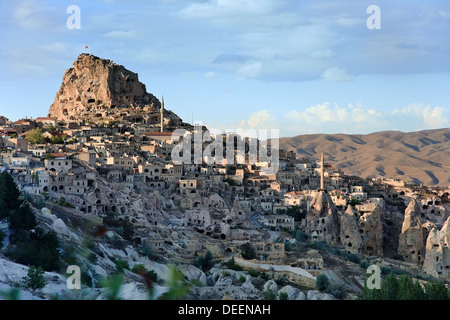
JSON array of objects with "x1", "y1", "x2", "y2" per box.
[{"x1": 279, "y1": 128, "x2": 450, "y2": 186}]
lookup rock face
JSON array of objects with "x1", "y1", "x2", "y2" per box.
[
  {"x1": 398, "y1": 198, "x2": 426, "y2": 264},
  {"x1": 340, "y1": 205, "x2": 363, "y2": 254},
  {"x1": 423, "y1": 216, "x2": 450, "y2": 279},
  {"x1": 304, "y1": 191, "x2": 340, "y2": 244},
  {"x1": 48, "y1": 54, "x2": 183, "y2": 126},
  {"x1": 358, "y1": 204, "x2": 384, "y2": 256}
]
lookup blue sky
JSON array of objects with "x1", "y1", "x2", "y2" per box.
[{"x1": 0, "y1": 0, "x2": 449, "y2": 137}]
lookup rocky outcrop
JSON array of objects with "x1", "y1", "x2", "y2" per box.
[
  {"x1": 422, "y1": 216, "x2": 450, "y2": 279},
  {"x1": 358, "y1": 204, "x2": 384, "y2": 256},
  {"x1": 48, "y1": 54, "x2": 184, "y2": 127},
  {"x1": 340, "y1": 205, "x2": 363, "y2": 254},
  {"x1": 398, "y1": 198, "x2": 426, "y2": 264},
  {"x1": 303, "y1": 191, "x2": 340, "y2": 244},
  {"x1": 277, "y1": 285, "x2": 305, "y2": 300}
]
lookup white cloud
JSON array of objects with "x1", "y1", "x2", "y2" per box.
[
  {"x1": 285, "y1": 102, "x2": 448, "y2": 135},
  {"x1": 179, "y1": 0, "x2": 279, "y2": 20},
  {"x1": 400, "y1": 103, "x2": 448, "y2": 129},
  {"x1": 204, "y1": 71, "x2": 219, "y2": 79},
  {"x1": 237, "y1": 61, "x2": 262, "y2": 81},
  {"x1": 13, "y1": 0, "x2": 59, "y2": 30},
  {"x1": 104, "y1": 30, "x2": 139, "y2": 39},
  {"x1": 321, "y1": 67, "x2": 354, "y2": 82}
]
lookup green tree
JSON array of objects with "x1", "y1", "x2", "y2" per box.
[
  {"x1": 25, "y1": 128, "x2": 45, "y2": 145},
  {"x1": 264, "y1": 288, "x2": 276, "y2": 300},
  {"x1": 424, "y1": 281, "x2": 449, "y2": 300},
  {"x1": 295, "y1": 229, "x2": 309, "y2": 243},
  {"x1": 9, "y1": 203, "x2": 38, "y2": 233},
  {"x1": 31, "y1": 172, "x2": 39, "y2": 185},
  {"x1": 240, "y1": 242, "x2": 256, "y2": 260},
  {"x1": 114, "y1": 259, "x2": 130, "y2": 274},
  {"x1": 0, "y1": 229, "x2": 6, "y2": 248},
  {"x1": 22, "y1": 266, "x2": 46, "y2": 291},
  {"x1": 0, "y1": 171, "x2": 23, "y2": 214},
  {"x1": 397, "y1": 275, "x2": 424, "y2": 300},
  {"x1": 285, "y1": 205, "x2": 306, "y2": 221},
  {"x1": 193, "y1": 250, "x2": 214, "y2": 272},
  {"x1": 51, "y1": 134, "x2": 67, "y2": 145},
  {"x1": 380, "y1": 273, "x2": 399, "y2": 300},
  {"x1": 316, "y1": 274, "x2": 330, "y2": 292}
]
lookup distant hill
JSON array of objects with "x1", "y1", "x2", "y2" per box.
[{"x1": 279, "y1": 128, "x2": 450, "y2": 186}]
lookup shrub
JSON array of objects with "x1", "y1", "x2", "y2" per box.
[
  {"x1": 348, "y1": 253, "x2": 361, "y2": 264},
  {"x1": 264, "y1": 288, "x2": 276, "y2": 300},
  {"x1": 114, "y1": 259, "x2": 130, "y2": 273},
  {"x1": 326, "y1": 284, "x2": 347, "y2": 299},
  {"x1": 0, "y1": 229, "x2": 5, "y2": 248},
  {"x1": 221, "y1": 258, "x2": 243, "y2": 271},
  {"x1": 193, "y1": 250, "x2": 214, "y2": 272},
  {"x1": 22, "y1": 266, "x2": 46, "y2": 291},
  {"x1": 240, "y1": 242, "x2": 256, "y2": 260},
  {"x1": 131, "y1": 264, "x2": 158, "y2": 282},
  {"x1": 316, "y1": 274, "x2": 330, "y2": 292},
  {"x1": 279, "y1": 292, "x2": 289, "y2": 300},
  {"x1": 295, "y1": 229, "x2": 309, "y2": 243},
  {"x1": 248, "y1": 270, "x2": 260, "y2": 277}
]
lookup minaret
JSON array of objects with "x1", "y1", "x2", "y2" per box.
[
  {"x1": 160, "y1": 96, "x2": 164, "y2": 132},
  {"x1": 320, "y1": 152, "x2": 324, "y2": 190}
]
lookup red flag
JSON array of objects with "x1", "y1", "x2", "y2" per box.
[{"x1": 85, "y1": 46, "x2": 88, "y2": 49}]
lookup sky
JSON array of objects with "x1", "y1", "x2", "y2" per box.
[{"x1": 0, "y1": 0, "x2": 449, "y2": 138}]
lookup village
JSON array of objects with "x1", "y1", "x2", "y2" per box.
[
  {"x1": 0, "y1": 54, "x2": 449, "y2": 300},
  {"x1": 1, "y1": 109, "x2": 449, "y2": 290}
]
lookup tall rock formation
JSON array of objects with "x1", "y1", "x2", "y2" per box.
[
  {"x1": 340, "y1": 205, "x2": 363, "y2": 254},
  {"x1": 398, "y1": 198, "x2": 426, "y2": 264},
  {"x1": 358, "y1": 204, "x2": 384, "y2": 256},
  {"x1": 423, "y1": 216, "x2": 450, "y2": 279},
  {"x1": 48, "y1": 53, "x2": 183, "y2": 126},
  {"x1": 303, "y1": 191, "x2": 340, "y2": 244}
]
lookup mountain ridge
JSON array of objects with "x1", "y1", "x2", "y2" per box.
[{"x1": 279, "y1": 127, "x2": 450, "y2": 186}]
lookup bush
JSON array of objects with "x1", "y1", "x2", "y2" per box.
[
  {"x1": 264, "y1": 288, "x2": 276, "y2": 300},
  {"x1": 0, "y1": 229, "x2": 5, "y2": 248},
  {"x1": 114, "y1": 259, "x2": 130, "y2": 274},
  {"x1": 424, "y1": 281, "x2": 449, "y2": 300},
  {"x1": 221, "y1": 258, "x2": 243, "y2": 271},
  {"x1": 295, "y1": 229, "x2": 309, "y2": 243},
  {"x1": 240, "y1": 242, "x2": 256, "y2": 260},
  {"x1": 326, "y1": 284, "x2": 347, "y2": 299},
  {"x1": 22, "y1": 266, "x2": 46, "y2": 291},
  {"x1": 131, "y1": 264, "x2": 158, "y2": 282},
  {"x1": 358, "y1": 273, "x2": 448, "y2": 300},
  {"x1": 193, "y1": 250, "x2": 214, "y2": 272},
  {"x1": 348, "y1": 253, "x2": 361, "y2": 264},
  {"x1": 279, "y1": 292, "x2": 289, "y2": 300},
  {"x1": 316, "y1": 274, "x2": 330, "y2": 292},
  {"x1": 9, "y1": 228, "x2": 61, "y2": 271},
  {"x1": 248, "y1": 270, "x2": 260, "y2": 277}
]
